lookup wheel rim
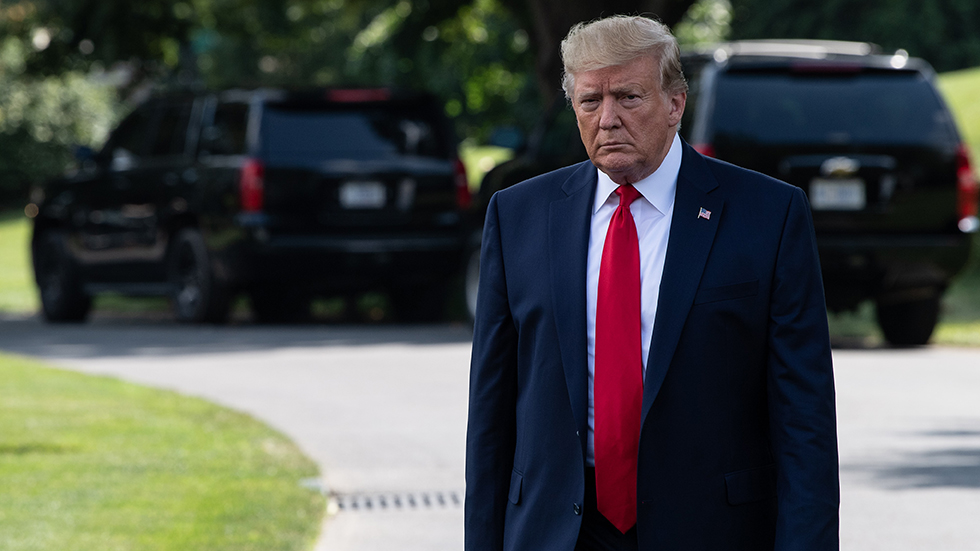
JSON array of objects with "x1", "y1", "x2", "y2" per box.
[{"x1": 174, "y1": 242, "x2": 203, "y2": 318}]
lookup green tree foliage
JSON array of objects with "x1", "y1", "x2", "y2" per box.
[
  {"x1": 674, "y1": 0, "x2": 731, "y2": 46},
  {"x1": 336, "y1": 0, "x2": 694, "y2": 137},
  {"x1": 0, "y1": 0, "x2": 700, "y2": 206},
  {"x1": 3, "y1": 0, "x2": 543, "y2": 151},
  {"x1": 0, "y1": 5, "x2": 117, "y2": 206},
  {"x1": 342, "y1": 0, "x2": 539, "y2": 142},
  {"x1": 729, "y1": 0, "x2": 980, "y2": 72},
  {"x1": 12, "y1": 0, "x2": 698, "y2": 134}
]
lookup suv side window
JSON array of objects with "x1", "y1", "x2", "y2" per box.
[
  {"x1": 201, "y1": 102, "x2": 249, "y2": 155},
  {"x1": 150, "y1": 99, "x2": 193, "y2": 157}
]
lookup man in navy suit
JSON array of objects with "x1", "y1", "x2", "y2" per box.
[{"x1": 465, "y1": 15, "x2": 839, "y2": 551}]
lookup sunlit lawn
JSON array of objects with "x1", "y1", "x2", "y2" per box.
[
  {"x1": 459, "y1": 141, "x2": 514, "y2": 190},
  {"x1": 938, "y1": 65, "x2": 980, "y2": 166},
  {"x1": 0, "y1": 210, "x2": 38, "y2": 313},
  {"x1": 0, "y1": 352, "x2": 325, "y2": 551}
]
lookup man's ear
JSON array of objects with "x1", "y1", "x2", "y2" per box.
[{"x1": 668, "y1": 91, "x2": 687, "y2": 127}]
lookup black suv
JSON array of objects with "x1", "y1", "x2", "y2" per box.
[
  {"x1": 31, "y1": 88, "x2": 472, "y2": 323},
  {"x1": 474, "y1": 40, "x2": 978, "y2": 345}
]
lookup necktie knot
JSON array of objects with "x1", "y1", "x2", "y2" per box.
[{"x1": 615, "y1": 184, "x2": 641, "y2": 208}]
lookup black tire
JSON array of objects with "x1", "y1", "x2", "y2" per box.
[
  {"x1": 464, "y1": 242, "x2": 481, "y2": 326},
  {"x1": 169, "y1": 229, "x2": 230, "y2": 324},
  {"x1": 875, "y1": 291, "x2": 941, "y2": 347},
  {"x1": 250, "y1": 286, "x2": 313, "y2": 324},
  {"x1": 390, "y1": 282, "x2": 448, "y2": 323},
  {"x1": 34, "y1": 232, "x2": 92, "y2": 323}
]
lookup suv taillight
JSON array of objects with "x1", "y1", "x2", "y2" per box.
[
  {"x1": 454, "y1": 158, "x2": 471, "y2": 210},
  {"x1": 239, "y1": 159, "x2": 265, "y2": 213},
  {"x1": 326, "y1": 88, "x2": 391, "y2": 102},
  {"x1": 956, "y1": 145, "x2": 979, "y2": 233}
]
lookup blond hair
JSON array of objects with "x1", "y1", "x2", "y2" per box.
[{"x1": 560, "y1": 15, "x2": 688, "y2": 100}]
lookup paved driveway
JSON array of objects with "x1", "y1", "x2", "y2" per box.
[{"x1": 1, "y1": 316, "x2": 978, "y2": 550}]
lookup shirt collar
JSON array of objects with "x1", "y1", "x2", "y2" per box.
[{"x1": 593, "y1": 132, "x2": 682, "y2": 215}]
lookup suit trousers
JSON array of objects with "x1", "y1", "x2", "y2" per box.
[{"x1": 575, "y1": 467, "x2": 640, "y2": 551}]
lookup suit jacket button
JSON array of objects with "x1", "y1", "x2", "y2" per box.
[{"x1": 573, "y1": 503, "x2": 582, "y2": 515}]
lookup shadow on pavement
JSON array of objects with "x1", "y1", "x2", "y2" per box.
[
  {"x1": 0, "y1": 314, "x2": 474, "y2": 360},
  {"x1": 844, "y1": 427, "x2": 980, "y2": 490}
]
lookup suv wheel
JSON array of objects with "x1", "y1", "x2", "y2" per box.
[
  {"x1": 875, "y1": 291, "x2": 941, "y2": 347},
  {"x1": 34, "y1": 232, "x2": 91, "y2": 322},
  {"x1": 169, "y1": 229, "x2": 230, "y2": 324}
]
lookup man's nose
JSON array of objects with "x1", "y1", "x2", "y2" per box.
[{"x1": 598, "y1": 98, "x2": 621, "y2": 130}]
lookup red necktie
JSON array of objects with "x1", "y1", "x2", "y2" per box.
[{"x1": 594, "y1": 184, "x2": 643, "y2": 534}]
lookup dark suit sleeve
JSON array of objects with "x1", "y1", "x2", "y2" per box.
[
  {"x1": 465, "y1": 193, "x2": 519, "y2": 551},
  {"x1": 767, "y1": 187, "x2": 840, "y2": 550}
]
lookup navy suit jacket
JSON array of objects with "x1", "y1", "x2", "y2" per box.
[{"x1": 465, "y1": 141, "x2": 839, "y2": 551}]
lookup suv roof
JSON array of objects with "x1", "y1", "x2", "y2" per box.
[
  {"x1": 680, "y1": 39, "x2": 953, "y2": 147},
  {"x1": 682, "y1": 39, "x2": 932, "y2": 73},
  {"x1": 686, "y1": 39, "x2": 882, "y2": 59}
]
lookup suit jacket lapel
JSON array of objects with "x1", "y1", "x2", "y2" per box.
[
  {"x1": 550, "y1": 161, "x2": 597, "y2": 455},
  {"x1": 642, "y1": 143, "x2": 724, "y2": 425}
]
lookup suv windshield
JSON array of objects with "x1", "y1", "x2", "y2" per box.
[
  {"x1": 260, "y1": 105, "x2": 449, "y2": 161},
  {"x1": 711, "y1": 70, "x2": 958, "y2": 147}
]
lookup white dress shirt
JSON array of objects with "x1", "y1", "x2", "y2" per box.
[{"x1": 585, "y1": 132, "x2": 681, "y2": 465}]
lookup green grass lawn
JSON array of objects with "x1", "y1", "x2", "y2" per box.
[
  {"x1": 936, "y1": 67, "x2": 980, "y2": 343},
  {"x1": 938, "y1": 66, "x2": 980, "y2": 166},
  {"x1": 0, "y1": 352, "x2": 325, "y2": 551},
  {"x1": 459, "y1": 141, "x2": 515, "y2": 189},
  {"x1": 0, "y1": 210, "x2": 38, "y2": 313}
]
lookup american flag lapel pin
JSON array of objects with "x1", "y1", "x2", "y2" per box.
[{"x1": 698, "y1": 207, "x2": 711, "y2": 220}]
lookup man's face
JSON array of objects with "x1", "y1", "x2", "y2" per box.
[{"x1": 571, "y1": 55, "x2": 686, "y2": 185}]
